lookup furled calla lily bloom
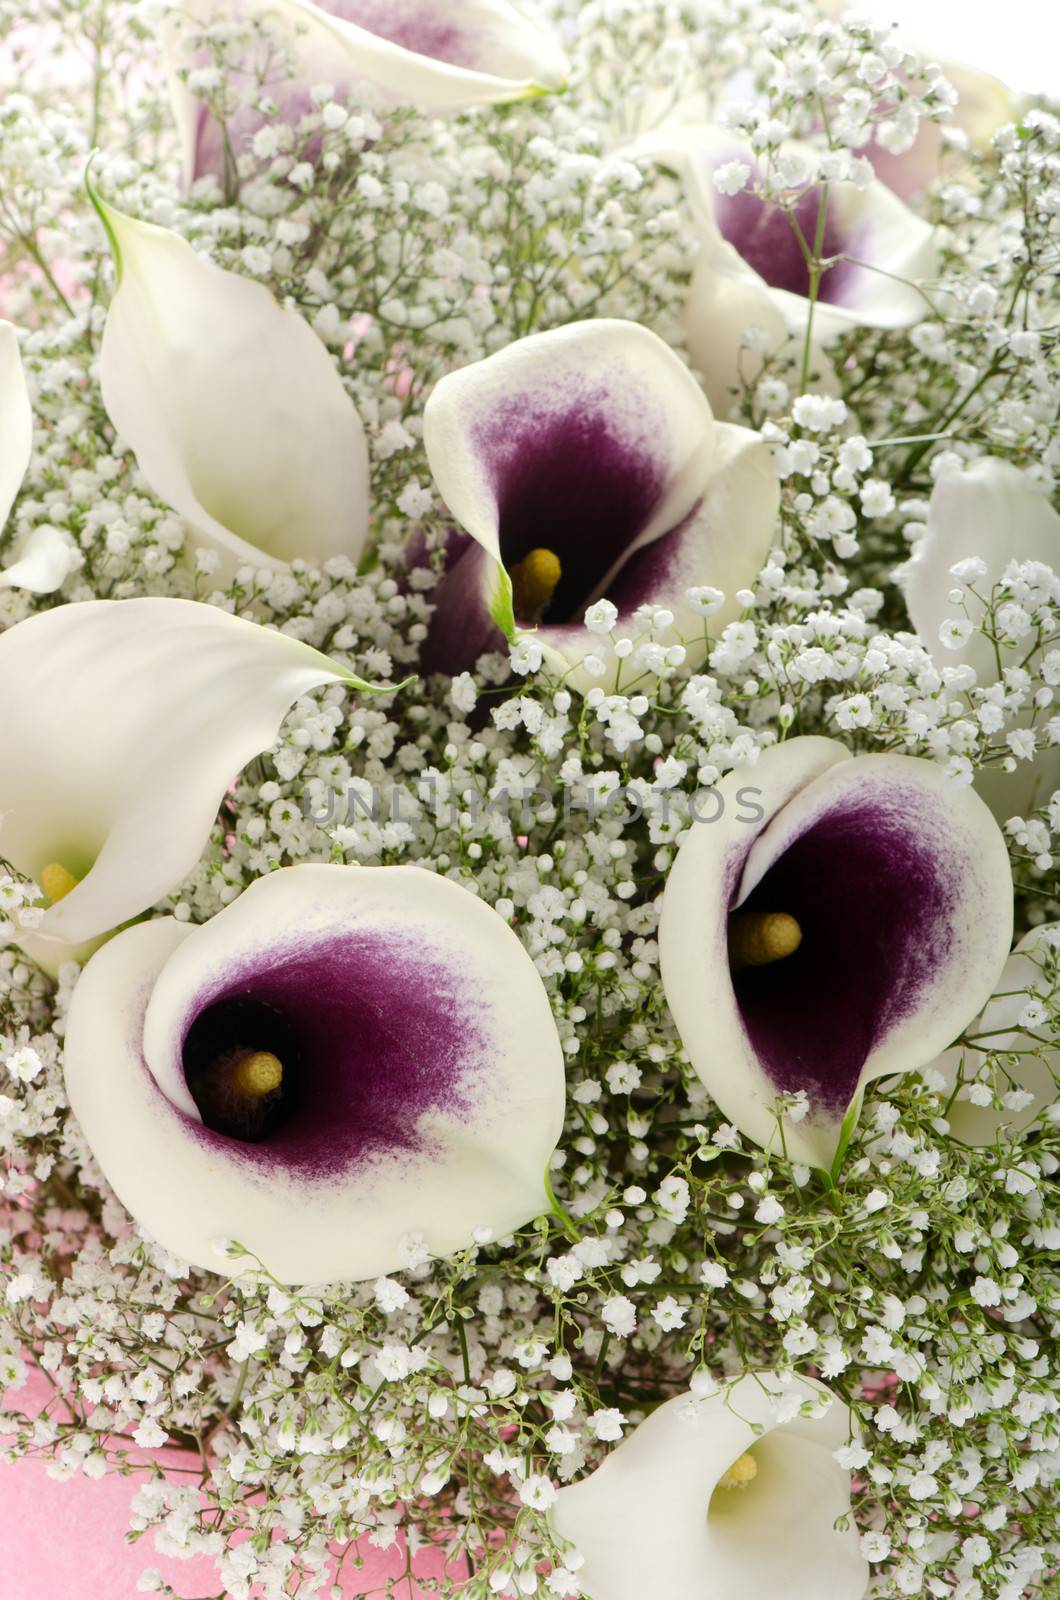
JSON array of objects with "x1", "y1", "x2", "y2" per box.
[
  {"x1": 165, "y1": 0, "x2": 568, "y2": 186},
  {"x1": 0, "y1": 599, "x2": 379, "y2": 974},
  {"x1": 64, "y1": 863, "x2": 566, "y2": 1283},
  {"x1": 931, "y1": 925, "x2": 1059, "y2": 1145},
  {"x1": 904, "y1": 457, "x2": 1060, "y2": 821},
  {"x1": 0, "y1": 321, "x2": 77, "y2": 595},
  {"x1": 659, "y1": 737, "x2": 1013, "y2": 1169},
  {"x1": 552, "y1": 1372, "x2": 868, "y2": 1600},
  {"x1": 419, "y1": 319, "x2": 779, "y2": 689},
  {"x1": 89, "y1": 177, "x2": 370, "y2": 576},
  {"x1": 641, "y1": 126, "x2": 937, "y2": 413}
]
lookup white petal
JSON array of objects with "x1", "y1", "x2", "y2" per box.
[
  {"x1": 552, "y1": 1373, "x2": 867, "y2": 1600},
  {"x1": 907, "y1": 458, "x2": 1060, "y2": 684},
  {"x1": 0, "y1": 321, "x2": 32, "y2": 530},
  {"x1": 423, "y1": 319, "x2": 758, "y2": 679},
  {"x1": 906, "y1": 457, "x2": 1060, "y2": 818},
  {"x1": 91, "y1": 177, "x2": 370, "y2": 574},
  {"x1": 0, "y1": 599, "x2": 365, "y2": 969},
  {"x1": 0, "y1": 525, "x2": 78, "y2": 593},
  {"x1": 659, "y1": 737, "x2": 1013, "y2": 1168},
  {"x1": 64, "y1": 863, "x2": 566, "y2": 1284},
  {"x1": 937, "y1": 926, "x2": 1059, "y2": 1145},
  {"x1": 165, "y1": 0, "x2": 567, "y2": 175}
]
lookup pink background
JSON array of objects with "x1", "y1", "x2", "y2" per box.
[{"x1": 1, "y1": 1370, "x2": 457, "y2": 1599}]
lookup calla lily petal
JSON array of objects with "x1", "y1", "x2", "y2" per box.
[
  {"x1": 90, "y1": 177, "x2": 370, "y2": 575},
  {"x1": 905, "y1": 457, "x2": 1060, "y2": 819},
  {"x1": 64, "y1": 863, "x2": 566, "y2": 1284},
  {"x1": 0, "y1": 322, "x2": 32, "y2": 532},
  {"x1": 166, "y1": 0, "x2": 568, "y2": 185},
  {"x1": 641, "y1": 124, "x2": 936, "y2": 403},
  {"x1": 934, "y1": 926, "x2": 1059, "y2": 1145},
  {"x1": 659, "y1": 736, "x2": 1013, "y2": 1168},
  {"x1": 0, "y1": 525, "x2": 78, "y2": 594},
  {"x1": 0, "y1": 598, "x2": 373, "y2": 972},
  {"x1": 420, "y1": 319, "x2": 778, "y2": 688},
  {"x1": 552, "y1": 1372, "x2": 868, "y2": 1600}
]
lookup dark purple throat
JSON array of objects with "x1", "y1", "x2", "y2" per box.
[
  {"x1": 175, "y1": 931, "x2": 487, "y2": 1180},
  {"x1": 729, "y1": 793, "x2": 957, "y2": 1115},
  {"x1": 714, "y1": 184, "x2": 854, "y2": 304}
]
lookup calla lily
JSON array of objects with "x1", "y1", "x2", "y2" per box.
[
  {"x1": 0, "y1": 321, "x2": 77, "y2": 595},
  {"x1": 904, "y1": 456, "x2": 1060, "y2": 821},
  {"x1": 419, "y1": 319, "x2": 779, "y2": 690},
  {"x1": 659, "y1": 736, "x2": 1013, "y2": 1169},
  {"x1": 165, "y1": 0, "x2": 569, "y2": 186},
  {"x1": 641, "y1": 126, "x2": 937, "y2": 412},
  {"x1": 0, "y1": 598, "x2": 379, "y2": 974},
  {"x1": 63, "y1": 862, "x2": 566, "y2": 1284},
  {"x1": 932, "y1": 925, "x2": 1059, "y2": 1145},
  {"x1": 90, "y1": 176, "x2": 370, "y2": 576},
  {"x1": 552, "y1": 1372, "x2": 868, "y2": 1600}
]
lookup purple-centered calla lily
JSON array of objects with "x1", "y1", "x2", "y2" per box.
[
  {"x1": 64, "y1": 863, "x2": 567, "y2": 1285},
  {"x1": 165, "y1": 0, "x2": 568, "y2": 187},
  {"x1": 419, "y1": 319, "x2": 779, "y2": 689},
  {"x1": 551, "y1": 1373, "x2": 868, "y2": 1600},
  {"x1": 659, "y1": 736, "x2": 1014, "y2": 1169},
  {"x1": 904, "y1": 457, "x2": 1060, "y2": 822},
  {"x1": 639, "y1": 125, "x2": 938, "y2": 413},
  {"x1": 0, "y1": 599, "x2": 385, "y2": 974},
  {"x1": 931, "y1": 924, "x2": 1059, "y2": 1146}
]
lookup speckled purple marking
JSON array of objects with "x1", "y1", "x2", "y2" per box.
[
  {"x1": 730, "y1": 790, "x2": 958, "y2": 1114},
  {"x1": 714, "y1": 185, "x2": 855, "y2": 305},
  {"x1": 168, "y1": 931, "x2": 488, "y2": 1181},
  {"x1": 328, "y1": 1, "x2": 473, "y2": 66},
  {"x1": 476, "y1": 387, "x2": 668, "y2": 625}
]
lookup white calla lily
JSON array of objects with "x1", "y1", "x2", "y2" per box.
[
  {"x1": 90, "y1": 176, "x2": 370, "y2": 576},
  {"x1": 904, "y1": 457, "x2": 1060, "y2": 820},
  {"x1": 0, "y1": 322, "x2": 77, "y2": 595},
  {"x1": 64, "y1": 862, "x2": 566, "y2": 1284},
  {"x1": 932, "y1": 925, "x2": 1059, "y2": 1145},
  {"x1": 420, "y1": 319, "x2": 778, "y2": 691},
  {"x1": 0, "y1": 598, "x2": 380, "y2": 973},
  {"x1": 640, "y1": 125, "x2": 937, "y2": 412},
  {"x1": 165, "y1": 0, "x2": 568, "y2": 185},
  {"x1": 552, "y1": 1372, "x2": 868, "y2": 1600},
  {"x1": 659, "y1": 737, "x2": 1013, "y2": 1169}
]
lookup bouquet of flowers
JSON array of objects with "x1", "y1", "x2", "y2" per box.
[{"x1": 0, "y1": 1, "x2": 1057, "y2": 1596}]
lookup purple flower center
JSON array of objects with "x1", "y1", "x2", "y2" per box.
[
  {"x1": 175, "y1": 931, "x2": 486, "y2": 1179},
  {"x1": 714, "y1": 185, "x2": 854, "y2": 304},
  {"x1": 326, "y1": 1, "x2": 473, "y2": 66},
  {"x1": 478, "y1": 396, "x2": 668, "y2": 626},
  {"x1": 730, "y1": 793, "x2": 956, "y2": 1114}
]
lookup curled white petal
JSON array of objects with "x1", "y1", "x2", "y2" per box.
[
  {"x1": 659, "y1": 737, "x2": 1014, "y2": 1168},
  {"x1": 165, "y1": 0, "x2": 568, "y2": 182},
  {"x1": 905, "y1": 457, "x2": 1060, "y2": 819},
  {"x1": 0, "y1": 525, "x2": 79, "y2": 594},
  {"x1": 64, "y1": 863, "x2": 566, "y2": 1284},
  {"x1": 0, "y1": 598, "x2": 364, "y2": 970},
  {"x1": 0, "y1": 321, "x2": 32, "y2": 531},
  {"x1": 552, "y1": 1372, "x2": 868, "y2": 1600},
  {"x1": 91, "y1": 177, "x2": 370, "y2": 575},
  {"x1": 421, "y1": 319, "x2": 778, "y2": 689},
  {"x1": 935, "y1": 926, "x2": 1059, "y2": 1145}
]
